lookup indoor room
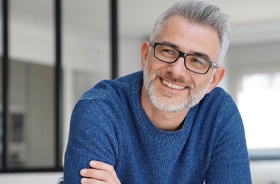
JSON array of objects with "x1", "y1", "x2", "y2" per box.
[{"x1": 1, "y1": 0, "x2": 280, "y2": 183}]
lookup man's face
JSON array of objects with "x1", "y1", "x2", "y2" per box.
[{"x1": 141, "y1": 15, "x2": 223, "y2": 112}]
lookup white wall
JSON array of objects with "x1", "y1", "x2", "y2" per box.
[{"x1": 0, "y1": 172, "x2": 62, "y2": 184}]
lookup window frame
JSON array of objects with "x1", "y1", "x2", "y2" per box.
[{"x1": 0, "y1": 0, "x2": 119, "y2": 172}]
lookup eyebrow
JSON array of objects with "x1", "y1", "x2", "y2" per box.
[
  {"x1": 159, "y1": 41, "x2": 212, "y2": 61},
  {"x1": 191, "y1": 51, "x2": 211, "y2": 61}
]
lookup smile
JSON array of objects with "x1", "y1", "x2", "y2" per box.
[{"x1": 162, "y1": 79, "x2": 186, "y2": 90}]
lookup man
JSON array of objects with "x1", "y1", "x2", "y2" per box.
[{"x1": 64, "y1": 0, "x2": 252, "y2": 183}]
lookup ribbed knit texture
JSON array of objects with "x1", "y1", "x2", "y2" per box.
[{"x1": 64, "y1": 71, "x2": 252, "y2": 184}]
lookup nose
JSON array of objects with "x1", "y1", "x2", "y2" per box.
[{"x1": 167, "y1": 56, "x2": 186, "y2": 76}]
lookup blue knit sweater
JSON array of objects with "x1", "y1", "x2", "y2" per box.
[{"x1": 64, "y1": 71, "x2": 251, "y2": 184}]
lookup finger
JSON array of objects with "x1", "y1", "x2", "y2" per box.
[
  {"x1": 90, "y1": 161, "x2": 115, "y2": 174},
  {"x1": 80, "y1": 168, "x2": 118, "y2": 184},
  {"x1": 80, "y1": 177, "x2": 106, "y2": 184},
  {"x1": 90, "y1": 161, "x2": 120, "y2": 181}
]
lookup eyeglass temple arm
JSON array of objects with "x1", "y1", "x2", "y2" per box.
[{"x1": 211, "y1": 62, "x2": 220, "y2": 68}]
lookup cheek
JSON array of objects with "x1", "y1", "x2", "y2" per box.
[
  {"x1": 192, "y1": 75, "x2": 212, "y2": 91},
  {"x1": 149, "y1": 57, "x2": 172, "y2": 73},
  {"x1": 144, "y1": 58, "x2": 158, "y2": 74}
]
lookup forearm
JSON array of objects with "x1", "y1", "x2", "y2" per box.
[{"x1": 64, "y1": 101, "x2": 119, "y2": 183}]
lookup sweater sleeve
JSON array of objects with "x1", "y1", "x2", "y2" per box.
[
  {"x1": 205, "y1": 96, "x2": 252, "y2": 184},
  {"x1": 63, "y1": 100, "x2": 119, "y2": 184}
]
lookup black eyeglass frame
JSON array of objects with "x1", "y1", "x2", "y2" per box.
[{"x1": 152, "y1": 42, "x2": 220, "y2": 75}]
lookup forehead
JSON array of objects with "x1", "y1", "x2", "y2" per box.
[{"x1": 156, "y1": 15, "x2": 220, "y2": 61}]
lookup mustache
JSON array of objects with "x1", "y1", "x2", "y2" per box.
[{"x1": 153, "y1": 71, "x2": 194, "y2": 90}]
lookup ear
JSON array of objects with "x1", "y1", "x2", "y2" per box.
[
  {"x1": 141, "y1": 41, "x2": 150, "y2": 69},
  {"x1": 206, "y1": 67, "x2": 225, "y2": 93}
]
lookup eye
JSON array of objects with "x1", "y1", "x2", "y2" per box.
[
  {"x1": 190, "y1": 58, "x2": 204, "y2": 65},
  {"x1": 158, "y1": 45, "x2": 178, "y2": 57},
  {"x1": 187, "y1": 56, "x2": 209, "y2": 68},
  {"x1": 161, "y1": 48, "x2": 176, "y2": 56}
]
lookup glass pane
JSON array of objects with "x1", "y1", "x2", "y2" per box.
[
  {"x1": 62, "y1": 0, "x2": 110, "y2": 159},
  {"x1": 238, "y1": 73, "x2": 280, "y2": 150},
  {"x1": 0, "y1": 0, "x2": 3, "y2": 170},
  {"x1": 9, "y1": 0, "x2": 55, "y2": 169}
]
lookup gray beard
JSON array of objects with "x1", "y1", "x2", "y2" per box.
[{"x1": 143, "y1": 62, "x2": 213, "y2": 112}]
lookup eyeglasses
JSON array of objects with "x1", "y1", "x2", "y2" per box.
[{"x1": 152, "y1": 42, "x2": 219, "y2": 74}]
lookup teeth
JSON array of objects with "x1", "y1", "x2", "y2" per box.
[{"x1": 162, "y1": 79, "x2": 185, "y2": 90}]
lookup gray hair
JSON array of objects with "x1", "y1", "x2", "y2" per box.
[{"x1": 149, "y1": 0, "x2": 231, "y2": 65}]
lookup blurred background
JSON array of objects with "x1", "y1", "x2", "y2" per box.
[{"x1": 0, "y1": 0, "x2": 280, "y2": 183}]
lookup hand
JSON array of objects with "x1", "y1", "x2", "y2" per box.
[{"x1": 80, "y1": 160, "x2": 121, "y2": 184}]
